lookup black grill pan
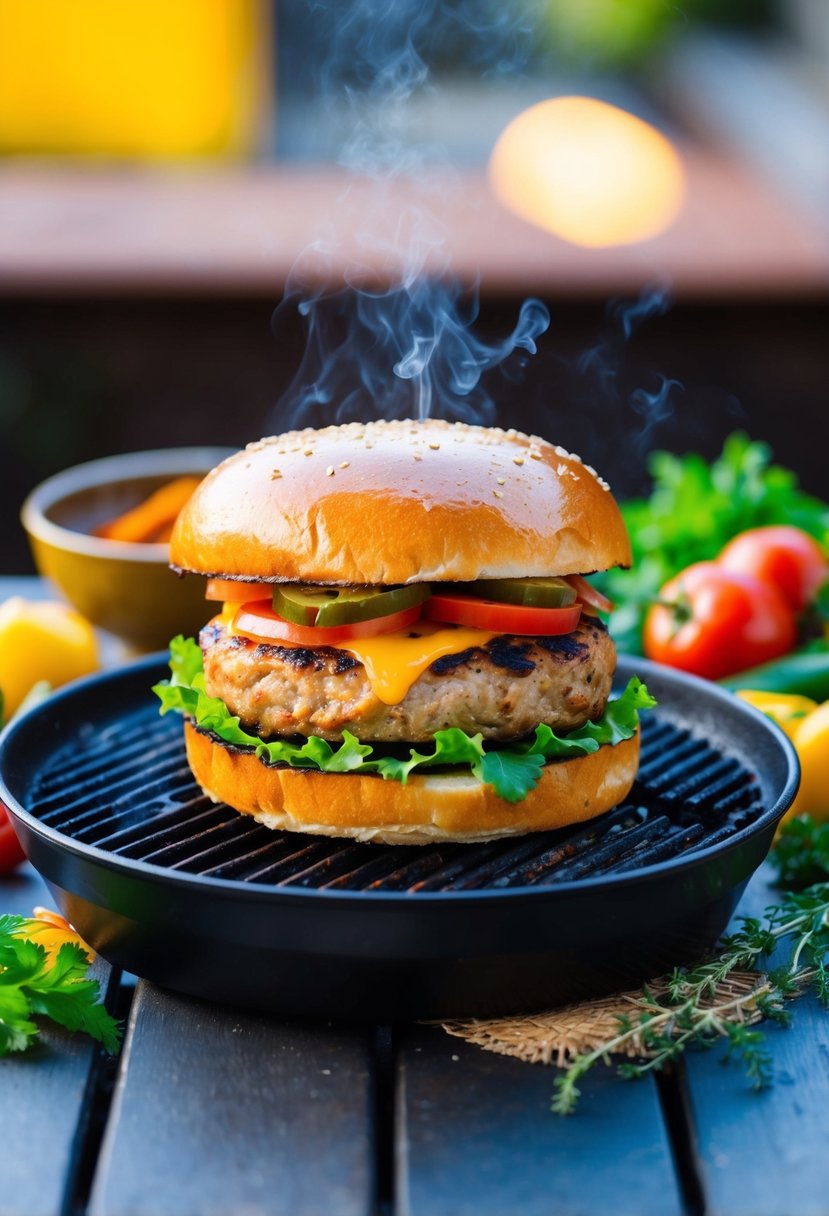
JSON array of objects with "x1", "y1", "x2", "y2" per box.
[{"x1": 0, "y1": 655, "x2": 798, "y2": 1019}]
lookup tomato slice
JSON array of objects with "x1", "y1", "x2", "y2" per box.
[
  {"x1": 565, "y1": 574, "x2": 614, "y2": 614},
  {"x1": 233, "y1": 602, "x2": 424, "y2": 645},
  {"x1": 424, "y1": 595, "x2": 581, "y2": 635},
  {"x1": 205, "y1": 578, "x2": 271, "y2": 603}
]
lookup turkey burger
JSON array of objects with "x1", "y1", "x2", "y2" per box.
[{"x1": 154, "y1": 419, "x2": 654, "y2": 844}]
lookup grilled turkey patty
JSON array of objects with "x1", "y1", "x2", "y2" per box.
[{"x1": 200, "y1": 615, "x2": 616, "y2": 744}]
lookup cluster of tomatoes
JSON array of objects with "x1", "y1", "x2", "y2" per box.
[{"x1": 643, "y1": 526, "x2": 828, "y2": 681}]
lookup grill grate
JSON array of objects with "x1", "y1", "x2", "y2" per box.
[{"x1": 28, "y1": 706, "x2": 765, "y2": 893}]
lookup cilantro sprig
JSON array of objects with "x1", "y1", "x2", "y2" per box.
[
  {"x1": 0, "y1": 916, "x2": 120, "y2": 1057},
  {"x1": 153, "y1": 636, "x2": 655, "y2": 804}
]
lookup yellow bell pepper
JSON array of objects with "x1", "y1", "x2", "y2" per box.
[
  {"x1": 786, "y1": 700, "x2": 829, "y2": 823},
  {"x1": 735, "y1": 690, "x2": 818, "y2": 740},
  {"x1": 11, "y1": 908, "x2": 94, "y2": 964},
  {"x1": 0, "y1": 597, "x2": 98, "y2": 720},
  {"x1": 0, "y1": 0, "x2": 270, "y2": 158}
]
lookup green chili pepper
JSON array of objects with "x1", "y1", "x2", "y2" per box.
[{"x1": 720, "y1": 644, "x2": 829, "y2": 701}]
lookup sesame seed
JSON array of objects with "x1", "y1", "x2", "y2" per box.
[
  {"x1": 530, "y1": 452, "x2": 542, "y2": 461},
  {"x1": 512, "y1": 456, "x2": 524, "y2": 466},
  {"x1": 413, "y1": 454, "x2": 422, "y2": 461},
  {"x1": 271, "y1": 469, "x2": 282, "y2": 480},
  {"x1": 304, "y1": 448, "x2": 313, "y2": 457},
  {"x1": 339, "y1": 461, "x2": 350, "y2": 469},
  {"x1": 325, "y1": 466, "x2": 335, "y2": 477},
  {"x1": 496, "y1": 477, "x2": 506, "y2": 485},
  {"x1": 492, "y1": 489, "x2": 504, "y2": 499},
  {"x1": 428, "y1": 442, "x2": 440, "y2": 450}
]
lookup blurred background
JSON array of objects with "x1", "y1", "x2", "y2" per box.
[{"x1": 1, "y1": 0, "x2": 828, "y2": 572}]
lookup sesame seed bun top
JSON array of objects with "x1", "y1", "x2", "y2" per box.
[{"x1": 170, "y1": 419, "x2": 631, "y2": 584}]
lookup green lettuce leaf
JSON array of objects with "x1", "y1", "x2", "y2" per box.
[{"x1": 153, "y1": 638, "x2": 655, "y2": 805}]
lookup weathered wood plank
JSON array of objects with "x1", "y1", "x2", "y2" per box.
[
  {"x1": 396, "y1": 1024, "x2": 682, "y2": 1216},
  {"x1": 0, "y1": 865, "x2": 116, "y2": 1216},
  {"x1": 685, "y1": 865, "x2": 829, "y2": 1216},
  {"x1": 90, "y1": 982, "x2": 375, "y2": 1216}
]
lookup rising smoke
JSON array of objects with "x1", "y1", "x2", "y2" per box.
[
  {"x1": 575, "y1": 283, "x2": 683, "y2": 456},
  {"x1": 270, "y1": 0, "x2": 550, "y2": 430}
]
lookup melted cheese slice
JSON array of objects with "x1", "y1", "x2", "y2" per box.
[
  {"x1": 339, "y1": 622, "x2": 497, "y2": 705},
  {"x1": 222, "y1": 606, "x2": 495, "y2": 706}
]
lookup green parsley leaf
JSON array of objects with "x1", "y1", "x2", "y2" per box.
[
  {"x1": 0, "y1": 916, "x2": 120, "y2": 1058},
  {"x1": 477, "y1": 750, "x2": 546, "y2": 803}
]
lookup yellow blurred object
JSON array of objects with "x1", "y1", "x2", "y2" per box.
[
  {"x1": 785, "y1": 700, "x2": 829, "y2": 823},
  {"x1": 0, "y1": 597, "x2": 98, "y2": 720},
  {"x1": 12, "y1": 908, "x2": 94, "y2": 964},
  {"x1": 0, "y1": 0, "x2": 271, "y2": 158},
  {"x1": 736, "y1": 690, "x2": 818, "y2": 741},
  {"x1": 489, "y1": 96, "x2": 685, "y2": 248}
]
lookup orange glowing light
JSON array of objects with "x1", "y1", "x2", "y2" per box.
[{"x1": 489, "y1": 96, "x2": 685, "y2": 248}]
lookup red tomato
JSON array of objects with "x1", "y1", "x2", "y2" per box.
[
  {"x1": 565, "y1": 574, "x2": 615, "y2": 614},
  {"x1": 233, "y1": 602, "x2": 423, "y2": 646},
  {"x1": 205, "y1": 578, "x2": 271, "y2": 603},
  {"x1": 643, "y1": 562, "x2": 797, "y2": 680},
  {"x1": 424, "y1": 595, "x2": 582, "y2": 636},
  {"x1": 718, "y1": 526, "x2": 828, "y2": 612},
  {"x1": 0, "y1": 805, "x2": 26, "y2": 874}
]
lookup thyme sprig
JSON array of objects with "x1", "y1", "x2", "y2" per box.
[{"x1": 552, "y1": 880, "x2": 829, "y2": 1115}]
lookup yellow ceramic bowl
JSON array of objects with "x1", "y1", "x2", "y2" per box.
[{"x1": 21, "y1": 448, "x2": 232, "y2": 652}]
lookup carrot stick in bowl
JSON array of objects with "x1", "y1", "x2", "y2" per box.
[{"x1": 95, "y1": 476, "x2": 201, "y2": 543}]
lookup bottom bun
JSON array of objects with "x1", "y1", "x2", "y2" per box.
[{"x1": 184, "y1": 722, "x2": 641, "y2": 845}]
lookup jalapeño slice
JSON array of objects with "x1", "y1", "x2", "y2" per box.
[
  {"x1": 469, "y1": 577, "x2": 577, "y2": 608},
  {"x1": 272, "y1": 583, "x2": 430, "y2": 628}
]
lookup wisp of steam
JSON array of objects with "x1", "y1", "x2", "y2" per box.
[
  {"x1": 575, "y1": 284, "x2": 683, "y2": 455},
  {"x1": 270, "y1": 0, "x2": 550, "y2": 431}
]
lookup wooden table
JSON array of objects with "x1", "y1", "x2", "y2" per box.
[
  {"x1": 2, "y1": 579, "x2": 828, "y2": 1216},
  {"x1": 3, "y1": 865, "x2": 828, "y2": 1216}
]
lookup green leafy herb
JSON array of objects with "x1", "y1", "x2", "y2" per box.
[
  {"x1": 552, "y1": 882, "x2": 829, "y2": 1115},
  {"x1": 769, "y1": 815, "x2": 829, "y2": 889},
  {"x1": 153, "y1": 638, "x2": 654, "y2": 804},
  {"x1": 0, "y1": 916, "x2": 120, "y2": 1057},
  {"x1": 596, "y1": 432, "x2": 829, "y2": 653}
]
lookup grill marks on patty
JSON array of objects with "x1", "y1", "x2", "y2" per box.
[
  {"x1": 200, "y1": 615, "x2": 616, "y2": 745},
  {"x1": 429, "y1": 623, "x2": 604, "y2": 676}
]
